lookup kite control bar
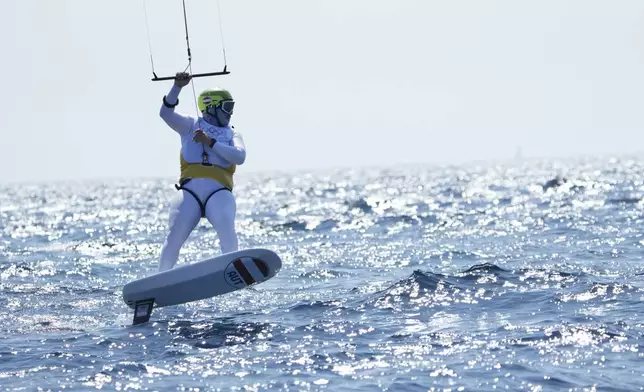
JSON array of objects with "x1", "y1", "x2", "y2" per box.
[
  {"x1": 144, "y1": 0, "x2": 231, "y2": 83},
  {"x1": 151, "y1": 66, "x2": 230, "y2": 81}
]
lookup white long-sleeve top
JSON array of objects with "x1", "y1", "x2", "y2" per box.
[{"x1": 159, "y1": 85, "x2": 246, "y2": 168}]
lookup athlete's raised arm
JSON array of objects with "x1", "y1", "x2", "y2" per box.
[{"x1": 159, "y1": 72, "x2": 195, "y2": 135}]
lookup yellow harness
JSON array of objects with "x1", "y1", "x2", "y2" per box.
[
  {"x1": 176, "y1": 154, "x2": 237, "y2": 218},
  {"x1": 179, "y1": 154, "x2": 236, "y2": 191}
]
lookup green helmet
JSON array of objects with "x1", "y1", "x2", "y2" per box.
[{"x1": 197, "y1": 88, "x2": 233, "y2": 112}]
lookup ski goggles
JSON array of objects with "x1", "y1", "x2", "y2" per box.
[{"x1": 206, "y1": 100, "x2": 235, "y2": 116}]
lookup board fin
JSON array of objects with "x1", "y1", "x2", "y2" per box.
[{"x1": 132, "y1": 298, "x2": 155, "y2": 325}]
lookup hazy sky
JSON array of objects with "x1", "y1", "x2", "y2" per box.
[{"x1": 2, "y1": 0, "x2": 644, "y2": 183}]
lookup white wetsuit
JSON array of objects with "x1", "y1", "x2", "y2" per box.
[{"x1": 158, "y1": 85, "x2": 246, "y2": 272}]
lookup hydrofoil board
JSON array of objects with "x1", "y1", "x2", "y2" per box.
[{"x1": 122, "y1": 248, "x2": 282, "y2": 325}]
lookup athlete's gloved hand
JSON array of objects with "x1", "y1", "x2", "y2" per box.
[
  {"x1": 193, "y1": 129, "x2": 212, "y2": 146},
  {"x1": 174, "y1": 72, "x2": 191, "y2": 88}
]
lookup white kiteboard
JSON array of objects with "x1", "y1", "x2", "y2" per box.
[{"x1": 122, "y1": 248, "x2": 282, "y2": 325}]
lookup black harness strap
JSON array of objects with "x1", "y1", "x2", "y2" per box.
[{"x1": 174, "y1": 179, "x2": 232, "y2": 218}]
